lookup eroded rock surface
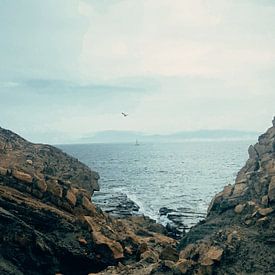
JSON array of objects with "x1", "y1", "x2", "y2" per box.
[
  {"x1": 0, "y1": 127, "x2": 175, "y2": 275},
  {"x1": 94, "y1": 117, "x2": 275, "y2": 275},
  {"x1": 1, "y1": 117, "x2": 275, "y2": 275},
  {"x1": 176, "y1": 117, "x2": 275, "y2": 274}
]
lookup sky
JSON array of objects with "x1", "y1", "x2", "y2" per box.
[{"x1": 0, "y1": 0, "x2": 274, "y2": 143}]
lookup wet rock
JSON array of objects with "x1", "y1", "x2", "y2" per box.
[
  {"x1": 159, "y1": 207, "x2": 174, "y2": 216},
  {"x1": 93, "y1": 192, "x2": 140, "y2": 218},
  {"x1": 165, "y1": 223, "x2": 183, "y2": 240}
]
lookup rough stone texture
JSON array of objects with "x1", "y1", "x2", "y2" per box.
[
  {"x1": 234, "y1": 203, "x2": 246, "y2": 214},
  {"x1": 1, "y1": 117, "x2": 275, "y2": 275},
  {"x1": 0, "y1": 126, "x2": 100, "y2": 196},
  {"x1": 77, "y1": 117, "x2": 275, "y2": 275},
  {"x1": 0, "y1": 127, "x2": 176, "y2": 275},
  {"x1": 268, "y1": 176, "x2": 275, "y2": 202},
  {"x1": 177, "y1": 117, "x2": 275, "y2": 274}
]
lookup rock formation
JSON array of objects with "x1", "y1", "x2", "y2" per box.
[
  {"x1": 1, "y1": 117, "x2": 275, "y2": 275},
  {"x1": 93, "y1": 117, "x2": 275, "y2": 275},
  {"x1": 175, "y1": 117, "x2": 275, "y2": 274},
  {"x1": 0, "y1": 127, "x2": 175, "y2": 275}
]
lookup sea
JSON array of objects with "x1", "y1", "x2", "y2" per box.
[{"x1": 59, "y1": 139, "x2": 255, "y2": 229}]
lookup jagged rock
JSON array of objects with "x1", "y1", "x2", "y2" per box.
[
  {"x1": 177, "y1": 118, "x2": 275, "y2": 274},
  {"x1": 140, "y1": 249, "x2": 159, "y2": 263},
  {"x1": 12, "y1": 170, "x2": 33, "y2": 184},
  {"x1": 66, "y1": 189, "x2": 77, "y2": 206},
  {"x1": 204, "y1": 246, "x2": 223, "y2": 262},
  {"x1": 0, "y1": 167, "x2": 7, "y2": 176},
  {"x1": 46, "y1": 179, "x2": 63, "y2": 198},
  {"x1": 159, "y1": 207, "x2": 174, "y2": 216},
  {"x1": 248, "y1": 145, "x2": 258, "y2": 159},
  {"x1": 268, "y1": 176, "x2": 275, "y2": 202},
  {"x1": 261, "y1": 195, "x2": 269, "y2": 206},
  {"x1": 0, "y1": 126, "x2": 100, "y2": 195},
  {"x1": 160, "y1": 245, "x2": 179, "y2": 262},
  {"x1": 174, "y1": 259, "x2": 194, "y2": 274},
  {"x1": 26, "y1": 159, "x2": 33, "y2": 165},
  {"x1": 234, "y1": 203, "x2": 246, "y2": 214},
  {"x1": 258, "y1": 207, "x2": 273, "y2": 216},
  {"x1": 0, "y1": 127, "x2": 177, "y2": 275}
]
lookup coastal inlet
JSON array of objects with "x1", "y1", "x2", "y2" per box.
[{"x1": 59, "y1": 140, "x2": 254, "y2": 230}]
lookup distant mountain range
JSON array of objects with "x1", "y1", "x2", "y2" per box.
[{"x1": 76, "y1": 130, "x2": 259, "y2": 144}]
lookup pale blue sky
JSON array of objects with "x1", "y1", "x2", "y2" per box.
[{"x1": 0, "y1": 0, "x2": 274, "y2": 143}]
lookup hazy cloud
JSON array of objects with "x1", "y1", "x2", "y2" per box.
[{"x1": 0, "y1": 0, "x2": 274, "y2": 143}]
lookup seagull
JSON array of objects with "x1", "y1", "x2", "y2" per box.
[{"x1": 121, "y1": 112, "x2": 128, "y2": 117}]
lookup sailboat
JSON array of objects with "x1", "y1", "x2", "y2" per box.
[{"x1": 135, "y1": 139, "x2": 140, "y2": 146}]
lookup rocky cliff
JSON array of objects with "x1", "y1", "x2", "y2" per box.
[
  {"x1": 174, "y1": 117, "x2": 275, "y2": 274},
  {"x1": 0, "y1": 127, "x2": 175, "y2": 275},
  {"x1": 1, "y1": 117, "x2": 275, "y2": 275}
]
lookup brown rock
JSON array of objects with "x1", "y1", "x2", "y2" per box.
[
  {"x1": 137, "y1": 242, "x2": 148, "y2": 256},
  {"x1": 162, "y1": 260, "x2": 175, "y2": 269},
  {"x1": 46, "y1": 179, "x2": 63, "y2": 198},
  {"x1": 200, "y1": 257, "x2": 214, "y2": 266},
  {"x1": 223, "y1": 184, "x2": 233, "y2": 198},
  {"x1": 234, "y1": 203, "x2": 246, "y2": 214},
  {"x1": 232, "y1": 183, "x2": 247, "y2": 197},
  {"x1": 93, "y1": 231, "x2": 124, "y2": 259},
  {"x1": 82, "y1": 196, "x2": 96, "y2": 212},
  {"x1": 244, "y1": 219, "x2": 252, "y2": 226},
  {"x1": 34, "y1": 179, "x2": 47, "y2": 192},
  {"x1": 12, "y1": 170, "x2": 33, "y2": 184},
  {"x1": 261, "y1": 195, "x2": 269, "y2": 206},
  {"x1": 160, "y1": 245, "x2": 179, "y2": 262},
  {"x1": 0, "y1": 166, "x2": 7, "y2": 176},
  {"x1": 258, "y1": 207, "x2": 273, "y2": 216},
  {"x1": 26, "y1": 159, "x2": 33, "y2": 165},
  {"x1": 140, "y1": 249, "x2": 159, "y2": 263},
  {"x1": 205, "y1": 246, "x2": 223, "y2": 261},
  {"x1": 175, "y1": 259, "x2": 194, "y2": 274},
  {"x1": 268, "y1": 176, "x2": 275, "y2": 202},
  {"x1": 78, "y1": 238, "x2": 88, "y2": 245},
  {"x1": 227, "y1": 231, "x2": 240, "y2": 244},
  {"x1": 248, "y1": 201, "x2": 256, "y2": 206},
  {"x1": 66, "y1": 189, "x2": 77, "y2": 206}
]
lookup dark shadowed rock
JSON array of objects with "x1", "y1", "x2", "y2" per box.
[
  {"x1": 177, "y1": 117, "x2": 275, "y2": 274},
  {"x1": 0, "y1": 127, "x2": 176, "y2": 275}
]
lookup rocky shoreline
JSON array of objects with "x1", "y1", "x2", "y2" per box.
[{"x1": 0, "y1": 117, "x2": 275, "y2": 274}]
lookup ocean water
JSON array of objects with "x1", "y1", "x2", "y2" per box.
[{"x1": 59, "y1": 140, "x2": 255, "y2": 228}]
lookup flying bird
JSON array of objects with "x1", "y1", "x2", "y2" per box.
[{"x1": 121, "y1": 112, "x2": 128, "y2": 117}]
